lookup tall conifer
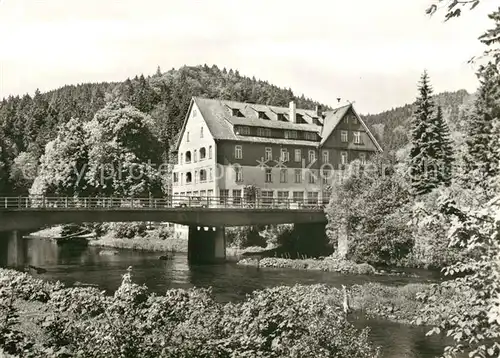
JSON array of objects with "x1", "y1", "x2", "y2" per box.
[
  {"x1": 409, "y1": 71, "x2": 441, "y2": 195},
  {"x1": 464, "y1": 62, "x2": 500, "y2": 191},
  {"x1": 435, "y1": 106, "x2": 454, "y2": 186}
]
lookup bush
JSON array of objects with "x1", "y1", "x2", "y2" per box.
[
  {"x1": 41, "y1": 271, "x2": 380, "y2": 358},
  {"x1": 106, "y1": 222, "x2": 148, "y2": 239},
  {"x1": 326, "y1": 159, "x2": 413, "y2": 265}
]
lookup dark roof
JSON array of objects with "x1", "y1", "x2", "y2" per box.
[{"x1": 173, "y1": 97, "x2": 382, "y2": 152}]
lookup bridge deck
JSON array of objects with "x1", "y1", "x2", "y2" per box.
[{"x1": 0, "y1": 196, "x2": 327, "y2": 231}]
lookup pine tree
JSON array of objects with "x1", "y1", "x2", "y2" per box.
[
  {"x1": 435, "y1": 105, "x2": 454, "y2": 186},
  {"x1": 464, "y1": 62, "x2": 500, "y2": 191},
  {"x1": 409, "y1": 71, "x2": 442, "y2": 195}
]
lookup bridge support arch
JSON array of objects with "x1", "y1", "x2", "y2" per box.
[{"x1": 187, "y1": 226, "x2": 226, "y2": 264}]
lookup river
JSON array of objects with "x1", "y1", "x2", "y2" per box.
[{"x1": 0, "y1": 234, "x2": 452, "y2": 358}]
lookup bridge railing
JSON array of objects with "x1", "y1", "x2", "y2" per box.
[{"x1": 0, "y1": 196, "x2": 325, "y2": 211}]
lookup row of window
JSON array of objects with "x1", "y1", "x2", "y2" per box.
[
  {"x1": 234, "y1": 146, "x2": 366, "y2": 164},
  {"x1": 341, "y1": 130, "x2": 362, "y2": 144},
  {"x1": 181, "y1": 146, "x2": 213, "y2": 164},
  {"x1": 173, "y1": 168, "x2": 214, "y2": 185},
  {"x1": 235, "y1": 125, "x2": 318, "y2": 141}
]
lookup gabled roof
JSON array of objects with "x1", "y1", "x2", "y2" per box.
[
  {"x1": 319, "y1": 104, "x2": 352, "y2": 146},
  {"x1": 319, "y1": 104, "x2": 383, "y2": 152},
  {"x1": 173, "y1": 97, "x2": 382, "y2": 152}
]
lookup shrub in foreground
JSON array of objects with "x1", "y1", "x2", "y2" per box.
[{"x1": 42, "y1": 271, "x2": 380, "y2": 358}]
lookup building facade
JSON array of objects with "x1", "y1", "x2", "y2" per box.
[{"x1": 172, "y1": 97, "x2": 382, "y2": 206}]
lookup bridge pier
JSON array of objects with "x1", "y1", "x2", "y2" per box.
[{"x1": 187, "y1": 226, "x2": 226, "y2": 264}]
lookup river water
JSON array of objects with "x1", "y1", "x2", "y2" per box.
[{"x1": 0, "y1": 234, "x2": 453, "y2": 358}]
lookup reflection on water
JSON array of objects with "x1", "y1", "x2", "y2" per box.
[{"x1": 0, "y1": 233, "x2": 450, "y2": 358}]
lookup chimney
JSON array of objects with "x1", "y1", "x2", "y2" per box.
[
  {"x1": 315, "y1": 104, "x2": 322, "y2": 117},
  {"x1": 289, "y1": 101, "x2": 296, "y2": 123}
]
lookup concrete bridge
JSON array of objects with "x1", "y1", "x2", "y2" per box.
[{"x1": 0, "y1": 196, "x2": 327, "y2": 263}]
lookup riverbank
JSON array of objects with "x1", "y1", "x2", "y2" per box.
[{"x1": 236, "y1": 256, "x2": 423, "y2": 278}]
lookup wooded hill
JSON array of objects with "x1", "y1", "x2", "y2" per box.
[
  {"x1": 363, "y1": 89, "x2": 475, "y2": 153},
  {"x1": 0, "y1": 64, "x2": 474, "y2": 194}
]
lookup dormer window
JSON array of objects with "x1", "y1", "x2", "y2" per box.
[
  {"x1": 295, "y1": 114, "x2": 305, "y2": 124},
  {"x1": 277, "y1": 113, "x2": 287, "y2": 121},
  {"x1": 231, "y1": 108, "x2": 244, "y2": 117},
  {"x1": 258, "y1": 111, "x2": 269, "y2": 120}
]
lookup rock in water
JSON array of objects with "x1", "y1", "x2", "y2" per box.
[{"x1": 99, "y1": 250, "x2": 118, "y2": 256}]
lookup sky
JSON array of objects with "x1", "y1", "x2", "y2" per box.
[{"x1": 0, "y1": 0, "x2": 498, "y2": 114}]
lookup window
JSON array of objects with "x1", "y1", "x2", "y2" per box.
[
  {"x1": 280, "y1": 148, "x2": 289, "y2": 162},
  {"x1": 194, "y1": 170, "x2": 198, "y2": 183},
  {"x1": 285, "y1": 130, "x2": 298, "y2": 139},
  {"x1": 261, "y1": 191, "x2": 273, "y2": 206},
  {"x1": 341, "y1": 130, "x2": 348, "y2": 142},
  {"x1": 258, "y1": 128, "x2": 272, "y2": 137},
  {"x1": 193, "y1": 109, "x2": 197, "y2": 117},
  {"x1": 173, "y1": 172, "x2": 178, "y2": 183},
  {"x1": 187, "y1": 131, "x2": 190, "y2": 142},
  {"x1": 265, "y1": 147, "x2": 272, "y2": 161},
  {"x1": 359, "y1": 153, "x2": 366, "y2": 165},
  {"x1": 186, "y1": 172, "x2": 192, "y2": 184},
  {"x1": 180, "y1": 173, "x2": 184, "y2": 185},
  {"x1": 352, "y1": 116, "x2": 358, "y2": 124},
  {"x1": 304, "y1": 132, "x2": 316, "y2": 140},
  {"x1": 322, "y1": 191, "x2": 331, "y2": 204},
  {"x1": 307, "y1": 191, "x2": 319, "y2": 205},
  {"x1": 277, "y1": 191, "x2": 289, "y2": 203},
  {"x1": 234, "y1": 166, "x2": 243, "y2": 182},
  {"x1": 233, "y1": 190, "x2": 242, "y2": 205},
  {"x1": 209, "y1": 168, "x2": 213, "y2": 181},
  {"x1": 354, "y1": 131, "x2": 362, "y2": 144},
  {"x1": 294, "y1": 169, "x2": 302, "y2": 183},
  {"x1": 220, "y1": 189, "x2": 229, "y2": 204},
  {"x1": 200, "y1": 190, "x2": 206, "y2": 197},
  {"x1": 322, "y1": 150, "x2": 329, "y2": 163},
  {"x1": 194, "y1": 150, "x2": 198, "y2": 162},
  {"x1": 185, "y1": 151, "x2": 192, "y2": 163},
  {"x1": 258, "y1": 111, "x2": 268, "y2": 120},
  {"x1": 239, "y1": 126, "x2": 250, "y2": 135},
  {"x1": 294, "y1": 149, "x2": 301, "y2": 162},
  {"x1": 308, "y1": 171, "x2": 316, "y2": 184},
  {"x1": 341, "y1": 151, "x2": 348, "y2": 165},
  {"x1": 180, "y1": 153, "x2": 184, "y2": 164},
  {"x1": 231, "y1": 108, "x2": 243, "y2": 117},
  {"x1": 344, "y1": 116, "x2": 349, "y2": 124},
  {"x1": 200, "y1": 169, "x2": 207, "y2": 182},
  {"x1": 209, "y1": 145, "x2": 213, "y2": 159},
  {"x1": 200, "y1": 126, "x2": 204, "y2": 138},
  {"x1": 200, "y1": 147, "x2": 206, "y2": 160},
  {"x1": 293, "y1": 191, "x2": 304, "y2": 203},
  {"x1": 280, "y1": 169, "x2": 287, "y2": 183},
  {"x1": 265, "y1": 168, "x2": 272, "y2": 183},
  {"x1": 235, "y1": 145, "x2": 242, "y2": 159},
  {"x1": 322, "y1": 170, "x2": 330, "y2": 184},
  {"x1": 207, "y1": 189, "x2": 213, "y2": 197},
  {"x1": 308, "y1": 150, "x2": 316, "y2": 163}
]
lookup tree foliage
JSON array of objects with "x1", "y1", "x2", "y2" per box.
[
  {"x1": 30, "y1": 118, "x2": 89, "y2": 197},
  {"x1": 325, "y1": 158, "x2": 414, "y2": 265},
  {"x1": 85, "y1": 101, "x2": 163, "y2": 197}
]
